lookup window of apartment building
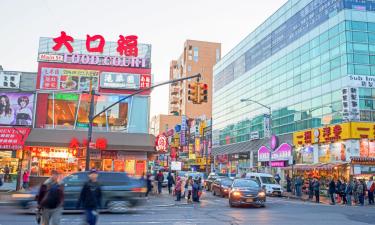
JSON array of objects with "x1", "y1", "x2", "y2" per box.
[
  {"x1": 193, "y1": 47, "x2": 199, "y2": 62},
  {"x1": 216, "y1": 48, "x2": 220, "y2": 62},
  {"x1": 187, "y1": 65, "x2": 192, "y2": 72}
]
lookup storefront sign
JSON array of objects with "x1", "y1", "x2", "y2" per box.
[
  {"x1": 270, "y1": 161, "x2": 285, "y2": 167},
  {"x1": 38, "y1": 53, "x2": 64, "y2": 62},
  {"x1": 250, "y1": 131, "x2": 259, "y2": 140},
  {"x1": 171, "y1": 161, "x2": 182, "y2": 171},
  {"x1": 0, "y1": 93, "x2": 34, "y2": 125},
  {"x1": 140, "y1": 75, "x2": 151, "y2": 89},
  {"x1": 40, "y1": 68, "x2": 99, "y2": 91},
  {"x1": 155, "y1": 134, "x2": 168, "y2": 153},
  {"x1": 0, "y1": 72, "x2": 20, "y2": 89},
  {"x1": 0, "y1": 127, "x2": 30, "y2": 150},
  {"x1": 342, "y1": 87, "x2": 360, "y2": 121},
  {"x1": 345, "y1": 75, "x2": 375, "y2": 88},
  {"x1": 258, "y1": 136, "x2": 292, "y2": 163},
  {"x1": 216, "y1": 154, "x2": 228, "y2": 163},
  {"x1": 263, "y1": 114, "x2": 271, "y2": 138},
  {"x1": 100, "y1": 72, "x2": 140, "y2": 90},
  {"x1": 180, "y1": 116, "x2": 187, "y2": 146},
  {"x1": 294, "y1": 122, "x2": 375, "y2": 146},
  {"x1": 229, "y1": 152, "x2": 250, "y2": 161},
  {"x1": 101, "y1": 150, "x2": 117, "y2": 159}
]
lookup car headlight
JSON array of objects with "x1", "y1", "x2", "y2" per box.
[
  {"x1": 12, "y1": 193, "x2": 34, "y2": 199},
  {"x1": 257, "y1": 191, "x2": 266, "y2": 197},
  {"x1": 232, "y1": 191, "x2": 242, "y2": 197}
]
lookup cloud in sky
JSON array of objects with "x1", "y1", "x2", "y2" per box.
[{"x1": 0, "y1": 0, "x2": 288, "y2": 117}]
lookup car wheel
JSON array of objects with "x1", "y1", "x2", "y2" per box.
[
  {"x1": 108, "y1": 201, "x2": 130, "y2": 214},
  {"x1": 26, "y1": 201, "x2": 39, "y2": 214}
]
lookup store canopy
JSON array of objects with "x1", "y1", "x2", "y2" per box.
[
  {"x1": 283, "y1": 162, "x2": 348, "y2": 171},
  {"x1": 25, "y1": 128, "x2": 156, "y2": 152},
  {"x1": 212, "y1": 133, "x2": 293, "y2": 156}
]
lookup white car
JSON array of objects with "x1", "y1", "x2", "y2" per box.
[{"x1": 245, "y1": 172, "x2": 283, "y2": 196}]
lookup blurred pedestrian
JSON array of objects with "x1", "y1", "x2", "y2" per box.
[
  {"x1": 167, "y1": 172, "x2": 175, "y2": 195},
  {"x1": 275, "y1": 174, "x2": 281, "y2": 184},
  {"x1": 181, "y1": 177, "x2": 186, "y2": 199},
  {"x1": 145, "y1": 173, "x2": 152, "y2": 197},
  {"x1": 22, "y1": 170, "x2": 30, "y2": 190},
  {"x1": 295, "y1": 176, "x2": 303, "y2": 198},
  {"x1": 192, "y1": 179, "x2": 200, "y2": 203},
  {"x1": 4, "y1": 165, "x2": 10, "y2": 182},
  {"x1": 77, "y1": 169, "x2": 102, "y2": 225},
  {"x1": 186, "y1": 176, "x2": 193, "y2": 203},
  {"x1": 341, "y1": 180, "x2": 347, "y2": 205},
  {"x1": 308, "y1": 178, "x2": 314, "y2": 200},
  {"x1": 329, "y1": 178, "x2": 336, "y2": 205},
  {"x1": 358, "y1": 180, "x2": 365, "y2": 206},
  {"x1": 336, "y1": 179, "x2": 342, "y2": 204},
  {"x1": 346, "y1": 180, "x2": 354, "y2": 206},
  {"x1": 197, "y1": 177, "x2": 202, "y2": 202},
  {"x1": 367, "y1": 177, "x2": 375, "y2": 205},
  {"x1": 286, "y1": 174, "x2": 291, "y2": 192},
  {"x1": 156, "y1": 171, "x2": 164, "y2": 194},
  {"x1": 175, "y1": 176, "x2": 182, "y2": 201},
  {"x1": 37, "y1": 170, "x2": 64, "y2": 225},
  {"x1": 313, "y1": 178, "x2": 320, "y2": 203},
  {"x1": 353, "y1": 179, "x2": 359, "y2": 205}
]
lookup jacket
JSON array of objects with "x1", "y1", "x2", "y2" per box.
[
  {"x1": 329, "y1": 181, "x2": 336, "y2": 194},
  {"x1": 313, "y1": 181, "x2": 320, "y2": 192},
  {"x1": 77, "y1": 181, "x2": 102, "y2": 210},
  {"x1": 37, "y1": 178, "x2": 64, "y2": 209},
  {"x1": 345, "y1": 182, "x2": 353, "y2": 195}
]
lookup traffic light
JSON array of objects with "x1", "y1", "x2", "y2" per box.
[
  {"x1": 198, "y1": 83, "x2": 208, "y2": 103},
  {"x1": 188, "y1": 82, "x2": 198, "y2": 103}
]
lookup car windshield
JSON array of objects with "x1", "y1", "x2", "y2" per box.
[
  {"x1": 188, "y1": 173, "x2": 204, "y2": 179},
  {"x1": 233, "y1": 179, "x2": 259, "y2": 188},
  {"x1": 221, "y1": 179, "x2": 232, "y2": 186},
  {"x1": 261, "y1": 176, "x2": 277, "y2": 184}
]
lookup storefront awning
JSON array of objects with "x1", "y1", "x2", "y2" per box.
[
  {"x1": 25, "y1": 128, "x2": 156, "y2": 152},
  {"x1": 282, "y1": 162, "x2": 348, "y2": 171},
  {"x1": 212, "y1": 133, "x2": 293, "y2": 156}
]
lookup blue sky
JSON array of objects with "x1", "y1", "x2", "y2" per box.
[{"x1": 0, "y1": 0, "x2": 287, "y2": 117}]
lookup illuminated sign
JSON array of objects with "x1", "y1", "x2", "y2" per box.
[
  {"x1": 155, "y1": 134, "x2": 168, "y2": 153},
  {"x1": 100, "y1": 72, "x2": 140, "y2": 90}
]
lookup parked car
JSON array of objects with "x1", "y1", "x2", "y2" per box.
[
  {"x1": 12, "y1": 172, "x2": 146, "y2": 213},
  {"x1": 245, "y1": 172, "x2": 283, "y2": 196},
  {"x1": 228, "y1": 179, "x2": 266, "y2": 208},
  {"x1": 211, "y1": 178, "x2": 233, "y2": 197}
]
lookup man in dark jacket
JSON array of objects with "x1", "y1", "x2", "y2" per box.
[
  {"x1": 156, "y1": 171, "x2": 164, "y2": 194},
  {"x1": 329, "y1": 178, "x2": 336, "y2": 205},
  {"x1": 167, "y1": 172, "x2": 175, "y2": 195},
  {"x1": 313, "y1": 178, "x2": 320, "y2": 203},
  {"x1": 77, "y1": 169, "x2": 102, "y2": 225}
]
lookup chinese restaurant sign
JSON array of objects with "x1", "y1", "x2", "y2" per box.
[
  {"x1": 0, "y1": 93, "x2": 34, "y2": 125},
  {"x1": 40, "y1": 67, "x2": 99, "y2": 91},
  {"x1": 293, "y1": 122, "x2": 375, "y2": 146},
  {"x1": 0, "y1": 127, "x2": 30, "y2": 150},
  {"x1": 155, "y1": 134, "x2": 168, "y2": 153},
  {"x1": 100, "y1": 72, "x2": 140, "y2": 90}
]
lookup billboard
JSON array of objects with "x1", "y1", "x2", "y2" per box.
[{"x1": 0, "y1": 93, "x2": 34, "y2": 125}]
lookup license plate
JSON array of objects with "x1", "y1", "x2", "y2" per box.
[{"x1": 245, "y1": 198, "x2": 253, "y2": 203}]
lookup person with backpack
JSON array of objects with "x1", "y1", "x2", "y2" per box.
[
  {"x1": 156, "y1": 171, "x2": 164, "y2": 194},
  {"x1": 77, "y1": 169, "x2": 102, "y2": 225},
  {"x1": 367, "y1": 177, "x2": 375, "y2": 205},
  {"x1": 37, "y1": 170, "x2": 64, "y2": 225}
]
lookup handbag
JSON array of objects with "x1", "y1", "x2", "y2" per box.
[{"x1": 35, "y1": 208, "x2": 42, "y2": 224}]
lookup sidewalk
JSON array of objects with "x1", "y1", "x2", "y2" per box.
[
  {"x1": 282, "y1": 192, "x2": 330, "y2": 205},
  {"x1": 0, "y1": 181, "x2": 16, "y2": 192}
]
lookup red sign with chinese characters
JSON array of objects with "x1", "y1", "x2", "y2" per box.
[
  {"x1": 140, "y1": 75, "x2": 151, "y2": 89},
  {"x1": 0, "y1": 127, "x2": 30, "y2": 150},
  {"x1": 52, "y1": 31, "x2": 139, "y2": 57},
  {"x1": 155, "y1": 134, "x2": 168, "y2": 153}
]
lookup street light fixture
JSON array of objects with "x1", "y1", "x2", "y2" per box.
[{"x1": 240, "y1": 98, "x2": 272, "y2": 173}]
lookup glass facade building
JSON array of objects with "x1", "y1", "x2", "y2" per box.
[{"x1": 213, "y1": 0, "x2": 375, "y2": 147}]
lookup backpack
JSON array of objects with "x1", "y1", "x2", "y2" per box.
[
  {"x1": 370, "y1": 183, "x2": 375, "y2": 193},
  {"x1": 41, "y1": 183, "x2": 61, "y2": 209}
]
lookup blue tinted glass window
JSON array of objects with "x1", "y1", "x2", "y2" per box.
[
  {"x1": 353, "y1": 54, "x2": 369, "y2": 64},
  {"x1": 355, "y1": 65, "x2": 370, "y2": 75},
  {"x1": 353, "y1": 43, "x2": 369, "y2": 53},
  {"x1": 329, "y1": 25, "x2": 339, "y2": 38},
  {"x1": 369, "y1": 23, "x2": 375, "y2": 33},
  {"x1": 370, "y1": 55, "x2": 375, "y2": 64},
  {"x1": 351, "y1": 21, "x2": 367, "y2": 31},
  {"x1": 352, "y1": 32, "x2": 368, "y2": 43},
  {"x1": 369, "y1": 33, "x2": 375, "y2": 43},
  {"x1": 330, "y1": 36, "x2": 340, "y2": 48}
]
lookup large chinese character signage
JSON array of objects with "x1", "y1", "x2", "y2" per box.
[
  {"x1": 155, "y1": 134, "x2": 168, "y2": 153},
  {"x1": 0, "y1": 127, "x2": 30, "y2": 150}
]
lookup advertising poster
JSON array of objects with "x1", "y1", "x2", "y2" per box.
[
  {"x1": 330, "y1": 142, "x2": 346, "y2": 162},
  {"x1": 301, "y1": 146, "x2": 314, "y2": 164},
  {"x1": 318, "y1": 144, "x2": 330, "y2": 163},
  {"x1": 0, "y1": 93, "x2": 34, "y2": 125},
  {"x1": 360, "y1": 140, "x2": 375, "y2": 157}
]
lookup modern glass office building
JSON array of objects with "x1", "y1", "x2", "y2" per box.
[{"x1": 213, "y1": 0, "x2": 375, "y2": 150}]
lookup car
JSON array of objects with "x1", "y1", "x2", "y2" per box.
[
  {"x1": 211, "y1": 178, "x2": 233, "y2": 197},
  {"x1": 204, "y1": 174, "x2": 218, "y2": 191},
  {"x1": 228, "y1": 179, "x2": 266, "y2": 208},
  {"x1": 245, "y1": 172, "x2": 283, "y2": 196},
  {"x1": 13, "y1": 171, "x2": 146, "y2": 213}
]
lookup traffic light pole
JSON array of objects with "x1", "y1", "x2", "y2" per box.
[{"x1": 84, "y1": 73, "x2": 202, "y2": 171}]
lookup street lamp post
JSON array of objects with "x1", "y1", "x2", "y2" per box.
[{"x1": 240, "y1": 98, "x2": 272, "y2": 172}]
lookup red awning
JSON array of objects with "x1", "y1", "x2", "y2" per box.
[{"x1": 0, "y1": 127, "x2": 31, "y2": 150}]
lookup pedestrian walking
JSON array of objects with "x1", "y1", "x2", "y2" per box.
[
  {"x1": 22, "y1": 170, "x2": 30, "y2": 190},
  {"x1": 313, "y1": 178, "x2": 320, "y2": 203},
  {"x1": 175, "y1": 176, "x2": 182, "y2": 201},
  {"x1": 192, "y1": 179, "x2": 200, "y2": 202},
  {"x1": 77, "y1": 169, "x2": 102, "y2": 225},
  {"x1": 308, "y1": 178, "x2": 314, "y2": 200},
  {"x1": 286, "y1": 174, "x2": 292, "y2": 192},
  {"x1": 197, "y1": 177, "x2": 203, "y2": 202},
  {"x1": 295, "y1": 176, "x2": 303, "y2": 198},
  {"x1": 329, "y1": 178, "x2": 336, "y2": 205},
  {"x1": 367, "y1": 177, "x2": 375, "y2": 205},
  {"x1": 167, "y1": 172, "x2": 175, "y2": 195},
  {"x1": 353, "y1": 179, "x2": 359, "y2": 205},
  {"x1": 341, "y1": 180, "x2": 347, "y2": 205},
  {"x1": 37, "y1": 170, "x2": 64, "y2": 225},
  {"x1": 145, "y1": 173, "x2": 152, "y2": 197},
  {"x1": 346, "y1": 180, "x2": 354, "y2": 206},
  {"x1": 4, "y1": 165, "x2": 10, "y2": 182},
  {"x1": 336, "y1": 179, "x2": 342, "y2": 204},
  {"x1": 186, "y1": 176, "x2": 193, "y2": 203},
  {"x1": 358, "y1": 180, "x2": 365, "y2": 206},
  {"x1": 156, "y1": 171, "x2": 164, "y2": 194},
  {"x1": 181, "y1": 177, "x2": 186, "y2": 199}
]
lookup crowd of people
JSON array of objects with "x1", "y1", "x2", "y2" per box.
[
  {"x1": 145, "y1": 170, "x2": 203, "y2": 203},
  {"x1": 285, "y1": 174, "x2": 375, "y2": 206}
]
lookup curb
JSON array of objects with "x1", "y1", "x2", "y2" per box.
[{"x1": 0, "y1": 201, "x2": 16, "y2": 206}]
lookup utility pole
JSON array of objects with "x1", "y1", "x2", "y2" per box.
[{"x1": 84, "y1": 73, "x2": 202, "y2": 171}]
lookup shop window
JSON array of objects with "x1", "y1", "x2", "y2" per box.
[
  {"x1": 360, "y1": 110, "x2": 372, "y2": 121},
  {"x1": 47, "y1": 93, "x2": 79, "y2": 128}
]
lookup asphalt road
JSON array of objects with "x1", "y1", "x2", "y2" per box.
[{"x1": 1, "y1": 192, "x2": 375, "y2": 225}]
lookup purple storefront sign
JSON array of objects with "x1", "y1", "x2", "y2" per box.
[
  {"x1": 257, "y1": 136, "x2": 292, "y2": 166},
  {"x1": 180, "y1": 116, "x2": 187, "y2": 146},
  {"x1": 270, "y1": 161, "x2": 286, "y2": 167}
]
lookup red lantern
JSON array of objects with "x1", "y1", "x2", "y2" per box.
[
  {"x1": 82, "y1": 138, "x2": 88, "y2": 147},
  {"x1": 69, "y1": 138, "x2": 80, "y2": 149},
  {"x1": 96, "y1": 138, "x2": 107, "y2": 150}
]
